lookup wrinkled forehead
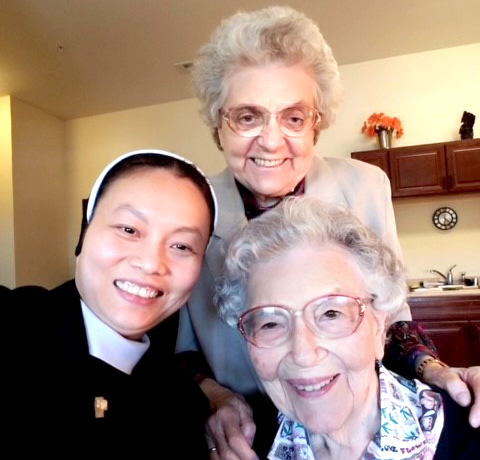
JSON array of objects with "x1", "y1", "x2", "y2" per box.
[{"x1": 247, "y1": 243, "x2": 365, "y2": 293}]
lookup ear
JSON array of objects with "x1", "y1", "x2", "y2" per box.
[
  {"x1": 313, "y1": 128, "x2": 320, "y2": 145},
  {"x1": 371, "y1": 310, "x2": 387, "y2": 361},
  {"x1": 213, "y1": 128, "x2": 224, "y2": 152}
]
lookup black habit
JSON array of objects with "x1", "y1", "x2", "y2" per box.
[{"x1": 4, "y1": 280, "x2": 209, "y2": 457}]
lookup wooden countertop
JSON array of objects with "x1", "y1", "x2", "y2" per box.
[{"x1": 408, "y1": 287, "x2": 480, "y2": 298}]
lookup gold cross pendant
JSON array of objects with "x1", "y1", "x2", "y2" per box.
[{"x1": 94, "y1": 396, "x2": 108, "y2": 418}]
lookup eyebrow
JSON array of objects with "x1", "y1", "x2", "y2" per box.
[
  {"x1": 172, "y1": 227, "x2": 206, "y2": 239},
  {"x1": 115, "y1": 205, "x2": 148, "y2": 223},
  {"x1": 114, "y1": 205, "x2": 205, "y2": 238},
  {"x1": 231, "y1": 101, "x2": 310, "y2": 110}
]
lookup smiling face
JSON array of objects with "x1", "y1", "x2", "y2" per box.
[
  {"x1": 247, "y1": 243, "x2": 386, "y2": 435},
  {"x1": 218, "y1": 63, "x2": 318, "y2": 206},
  {"x1": 75, "y1": 167, "x2": 211, "y2": 339}
]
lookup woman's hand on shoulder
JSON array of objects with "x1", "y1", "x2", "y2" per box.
[
  {"x1": 200, "y1": 378, "x2": 259, "y2": 460},
  {"x1": 423, "y1": 362, "x2": 480, "y2": 428}
]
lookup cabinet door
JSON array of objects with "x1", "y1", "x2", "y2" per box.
[
  {"x1": 470, "y1": 320, "x2": 480, "y2": 365},
  {"x1": 351, "y1": 150, "x2": 390, "y2": 177},
  {"x1": 389, "y1": 144, "x2": 447, "y2": 197},
  {"x1": 420, "y1": 320, "x2": 472, "y2": 367},
  {"x1": 446, "y1": 139, "x2": 480, "y2": 192}
]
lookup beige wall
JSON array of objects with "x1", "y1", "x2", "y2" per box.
[
  {"x1": 394, "y1": 193, "x2": 479, "y2": 279},
  {"x1": 10, "y1": 99, "x2": 67, "y2": 287},
  {"x1": 65, "y1": 43, "x2": 480, "y2": 280},
  {"x1": 0, "y1": 96, "x2": 16, "y2": 287}
]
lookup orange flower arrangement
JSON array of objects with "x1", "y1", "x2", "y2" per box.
[{"x1": 361, "y1": 113, "x2": 404, "y2": 139}]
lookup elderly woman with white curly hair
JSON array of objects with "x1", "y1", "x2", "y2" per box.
[
  {"x1": 215, "y1": 196, "x2": 478, "y2": 460},
  {"x1": 174, "y1": 6, "x2": 480, "y2": 459}
]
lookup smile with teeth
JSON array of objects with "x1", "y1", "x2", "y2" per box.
[
  {"x1": 292, "y1": 375, "x2": 336, "y2": 392},
  {"x1": 115, "y1": 280, "x2": 163, "y2": 299},
  {"x1": 252, "y1": 158, "x2": 286, "y2": 168}
]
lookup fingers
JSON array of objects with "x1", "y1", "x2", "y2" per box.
[
  {"x1": 200, "y1": 380, "x2": 259, "y2": 459},
  {"x1": 206, "y1": 433, "x2": 219, "y2": 459},
  {"x1": 449, "y1": 366, "x2": 480, "y2": 428},
  {"x1": 422, "y1": 362, "x2": 468, "y2": 399},
  {"x1": 223, "y1": 408, "x2": 257, "y2": 459},
  {"x1": 240, "y1": 419, "x2": 256, "y2": 447},
  {"x1": 462, "y1": 366, "x2": 480, "y2": 428},
  {"x1": 423, "y1": 363, "x2": 480, "y2": 428},
  {"x1": 206, "y1": 405, "x2": 259, "y2": 460},
  {"x1": 439, "y1": 369, "x2": 472, "y2": 406},
  {"x1": 231, "y1": 396, "x2": 256, "y2": 445}
]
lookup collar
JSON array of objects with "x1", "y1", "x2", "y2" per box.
[
  {"x1": 267, "y1": 365, "x2": 445, "y2": 460},
  {"x1": 235, "y1": 178, "x2": 306, "y2": 220},
  {"x1": 81, "y1": 300, "x2": 150, "y2": 375}
]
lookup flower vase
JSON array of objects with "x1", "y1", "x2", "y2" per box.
[{"x1": 376, "y1": 129, "x2": 392, "y2": 149}]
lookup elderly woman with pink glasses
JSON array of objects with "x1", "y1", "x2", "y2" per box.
[
  {"x1": 216, "y1": 197, "x2": 478, "y2": 460},
  {"x1": 175, "y1": 6, "x2": 479, "y2": 459}
]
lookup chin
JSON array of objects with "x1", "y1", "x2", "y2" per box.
[
  {"x1": 114, "y1": 316, "x2": 154, "y2": 338},
  {"x1": 254, "y1": 183, "x2": 297, "y2": 202},
  {"x1": 291, "y1": 400, "x2": 351, "y2": 435}
]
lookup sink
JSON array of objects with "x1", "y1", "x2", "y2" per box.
[
  {"x1": 409, "y1": 276, "x2": 480, "y2": 293},
  {"x1": 441, "y1": 284, "x2": 479, "y2": 290},
  {"x1": 409, "y1": 284, "x2": 480, "y2": 292}
]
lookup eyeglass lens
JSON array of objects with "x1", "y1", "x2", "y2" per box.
[
  {"x1": 226, "y1": 105, "x2": 317, "y2": 138},
  {"x1": 240, "y1": 295, "x2": 363, "y2": 347}
]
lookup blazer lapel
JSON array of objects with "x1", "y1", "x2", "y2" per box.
[
  {"x1": 210, "y1": 169, "x2": 248, "y2": 242},
  {"x1": 305, "y1": 156, "x2": 349, "y2": 208}
]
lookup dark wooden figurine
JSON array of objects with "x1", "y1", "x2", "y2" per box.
[{"x1": 459, "y1": 111, "x2": 475, "y2": 139}]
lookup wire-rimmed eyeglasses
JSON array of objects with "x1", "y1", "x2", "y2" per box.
[
  {"x1": 222, "y1": 104, "x2": 321, "y2": 138},
  {"x1": 237, "y1": 294, "x2": 367, "y2": 348}
]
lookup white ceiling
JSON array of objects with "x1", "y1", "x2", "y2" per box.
[{"x1": 1, "y1": 0, "x2": 479, "y2": 120}]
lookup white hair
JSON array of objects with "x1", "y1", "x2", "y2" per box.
[
  {"x1": 192, "y1": 6, "x2": 344, "y2": 148},
  {"x1": 215, "y1": 196, "x2": 407, "y2": 328}
]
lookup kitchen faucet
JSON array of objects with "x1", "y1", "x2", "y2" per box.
[{"x1": 430, "y1": 265, "x2": 456, "y2": 285}]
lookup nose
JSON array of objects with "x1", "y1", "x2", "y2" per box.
[
  {"x1": 290, "y1": 319, "x2": 327, "y2": 368},
  {"x1": 256, "y1": 114, "x2": 285, "y2": 151},
  {"x1": 130, "y1": 242, "x2": 170, "y2": 276}
]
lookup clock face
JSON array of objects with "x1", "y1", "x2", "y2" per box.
[{"x1": 432, "y1": 207, "x2": 458, "y2": 230}]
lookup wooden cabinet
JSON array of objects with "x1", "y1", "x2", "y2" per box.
[
  {"x1": 350, "y1": 149, "x2": 390, "y2": 177},
  {"x1": 351, "y1": 138, "x2": 480, "y2": 198},
  {"x1": 408, "y1": 293, "x2": 480, "y2": 367},
  {"x1": 446, "y1": 141, "x2": 480, "y2": 192},
  {"x1": 389, "y1": 143, "x2": 447, "y2": 196},
  {"x1": 471, "y1": 320, "x2": 480, "y2": 357}
]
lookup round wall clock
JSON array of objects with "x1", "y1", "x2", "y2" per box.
[{"x1": 432, "y1": 207, "x2": 458, "y2": 230}]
